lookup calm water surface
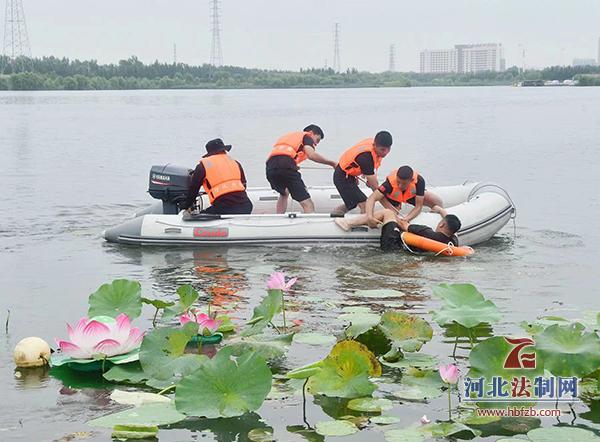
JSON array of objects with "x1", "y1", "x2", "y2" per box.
[{"x1": 1, "y1": 87, "x2": 599, "y2": 441}]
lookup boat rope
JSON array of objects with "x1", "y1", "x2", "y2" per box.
[{"x1": 435, "y1": 243, "x2": 455, "y2": 256}]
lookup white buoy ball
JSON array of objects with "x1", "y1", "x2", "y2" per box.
[{"x1": 13, "y1": 337, "x2": 51, "y2": 368}]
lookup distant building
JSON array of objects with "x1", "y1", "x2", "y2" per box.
[
  {"x1": 598, "y1": 37, "x2": 600, "y2": 65},
  {"x1": 420, "y1": 43, "x2": 504, "y2": 74},
  {"x1": 572, "y1": 58, "x2": 597, "y2": 67}
]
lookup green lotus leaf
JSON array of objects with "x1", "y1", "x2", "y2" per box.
[
  {"x1": 431, "y1": 283, "x2": 501, "y2": 329},
  {"x1": 380, "y1": 352, "x2": 439, "y2": 370},
  {"x1": 286, "y1": 361, "x2": 323, "y2": 380},
  {"x1": 177, "y1": 284, "x2": 200, "y2": 310},
  {"x1": 339, "y1": 312, "x2": 381, "y2": 338},
  {"x1": 216, "y1": 315, "x2": 236, "y2": 333},
  {"x1": 293, "y1": 332, "x2": 337, "y2": 346},
  {"x1": 242, "y1": 289, "x2": 283, "y2": 336},
  {"x1": 88, "y1": 279, "x2": 142, "y2": 319},
  {"x1": 111, "y1": 425, "x2": 158, "y2": 440},
  {"x1": 141, "y1": 297, "x2": 175, "y2": 309},
  {"x1": 527, "y1": 426, "x2": 600, "y2": 441},
  {"x1": 225, "y1": 333, "x2": 294, "y2": 360},
  {"x1": 247, "y1": 427, "x2": 276, "y2": 442},
  {"x1": 103, "y1": 362, "x2": 148, "y2": 384},
  {"x1": 378, "y1": 311, "x2": 433, "y2": 352},
  {"x1": 307, "y1": 340, "x2": 381, "y2": 398},
  {"x1": 370, "y1": 415, "x2": 400, "y2": 425},
  {"x1": 421, "y1": 421, "x2": 481, "y2": 438},
  {"x1": 175, "y1": 346, "x2": 272, "y2": 418},
  {"x1": 394, "y1": 368, "x2": 444, "y2": 401},
  {"x1": 314, "y1": 420, "x2": 358, "y2": 436},
  {"x1": 110, "y1": 389, "x2": 171, "y2": 406},
  {"x1": 139, "y1": 323, "x2": 207, "y2": 389},
  {"x1": 88, "y1": 402, "x2": 185, "y2": 428},
  {"x1": 456, "y1": 411, "x2": 501, "y2": 425},
  {"x1": 353, "y1": 289, "x2": 405, "y2": 299},
  {"x1": 535, "y1": 323, "x2": 600, "y2": 377},
  {"x1": 341, "y1": 306, "x2": 373, "y2": 314},
  {"x1": 50, "y1": 348, "x2": 139, "y2": 368},
  {"x1": 384, "y1": 426, "x2": 425, "y2": 442},
  {"x1": 520, "y1": 316, "x2": 570, "y2": 336},
  {"x1": 347, "y1": 397, "x2": 393, "y2": 412},
  {"x1": 468, "y1": 336, "x2": 544, "y2": 408}
]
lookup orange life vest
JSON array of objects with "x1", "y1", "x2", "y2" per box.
[
  {"x1": 385, "y1": 169, "x2": 419, "y2": 205},
  {"x1": 199, "y1": 154, "x2": 246, "y2": 204},
  {"x1": 268, "y1": 131, "x2": 315, "y2": 165},
  {"x1": 338, "y1": 138, "x2": 382, "y2": 177}
]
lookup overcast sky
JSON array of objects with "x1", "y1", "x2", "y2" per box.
[{"x1": 12, "y1": 0, "x2": 600, "y2": 71}]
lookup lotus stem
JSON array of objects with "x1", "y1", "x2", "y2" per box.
[
  {"x1": 452, "y1": 323, "x2": 458, "y2": 359},
  {"x1": 5, "y1": 309, "x2": 10, "y2": 334},
  {"x1": 468, "y1": 329, "x2": 475, "y2": 349},
  {"x1": 269, "y1": 321, "x2": 282, "y2": 334},
  {"x1": 447, "y1": 386, "x2": 452, "y2": 421},
  {"x1": 157, "y1": 384, "x2": 177, "y2": 396},
  {"x1": 152, "y1": 308, "x2": 159, "y2": 327},
  {"x1": 302, "y1": 378, "x2": 311, "y2": 428},
  {"x1": 281, "y1": 291, "x2": 287, "y2": 332}
]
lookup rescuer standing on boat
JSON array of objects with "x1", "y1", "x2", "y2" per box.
[
  {"x1": 266, "y1": 124, "x2": 338, "y2": 213},
  {"x1": 182, "y1": 138, "x2": 253, "y2": 215}
]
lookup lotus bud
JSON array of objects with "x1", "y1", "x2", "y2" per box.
[{"x1": 13, "y1": 337, "x2": 51, "y2": 368}]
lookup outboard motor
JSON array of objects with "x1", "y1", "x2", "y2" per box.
[{"x1": 148, "y1": 164, "x2": 193, "y2": 214}]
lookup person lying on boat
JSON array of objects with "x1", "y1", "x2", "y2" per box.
[
  {"x1": 380, "y1": 209, "x2": 462, "y2": 252},
  {"x1": 182, "y1": 138, "x2": 253, "y2": 215},
  {"x1": 266, "y1": 124, "x2": 337, "y2": 214},
  {"x1": 332, "y1": 131, "x2": 393, "y2": 215}
]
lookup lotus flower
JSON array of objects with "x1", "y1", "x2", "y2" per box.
[
  {"x1": 439, "y1": 363, "x2": 459, "y2": 384},
  {"x1": 180, "y1": 310, "x2": 223, "y2": 336},
  {"x1": 56, "y1": 314, "x2": 143, "y2": 360},
  {"x1": 420, "y1": 415, "x2": 431, "y2": 425},
  {"x1": 267, "y1": 272, "x2": 297, "y2": 291}
]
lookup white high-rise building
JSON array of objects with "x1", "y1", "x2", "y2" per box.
[
  {"x1": 420, "y1": 43, "x2": 504, "y2": 74},
  {"x1": 597, "y1": 37, "x2": 600, "y2": 65},
  {"x1": 420, "y1": 49, "x2": 458, "y2": 73}
]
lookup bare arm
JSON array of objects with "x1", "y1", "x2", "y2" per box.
[
  {"x1": 304, "y1": 145, "x2": 337, "y2": 168},
  {"x1": 364, "y1": 174, "x2": 379, "y2": 191},
  {"x1": 404, "y1": 195, "x2": 424, "y2": 222}
]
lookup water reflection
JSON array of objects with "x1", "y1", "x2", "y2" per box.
[{"x1": 170, "y1": 412, "x2": 268, "y2": 442}]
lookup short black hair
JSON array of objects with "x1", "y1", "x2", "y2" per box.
[
  {"x1": 396, "y1": 165, "x2": 414, "y2": 180},
  {"x1": 304, "y1": 124, "x2": 324, "y2": 139},
  {"x1": 445, "y1": 214, "x2": 462, "y2": 234},
  {"x1": 374, "y1": 130, "x2": 392, "y2": 148}
]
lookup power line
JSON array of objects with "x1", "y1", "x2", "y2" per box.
[
  {"x1": 210, "y1": 0, "x2": 223, "y2": 66},
  {"x1": 333, "y1": 23, "x2": 341, "y2": 73},
  {"x1": 388, "y1": 44, "x2": 396, "y2": 72},
  {"x1": 2, "y1": 0, "x2": 31, "y2": 59}
]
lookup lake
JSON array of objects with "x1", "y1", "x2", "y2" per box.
[{"x1": 1, "y1": 86, "x2": 599, "y2": 441}]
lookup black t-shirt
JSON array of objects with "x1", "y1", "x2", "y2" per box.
[
  {"x1": 355, "y1": 152, "x2": 375, "y2": 175},
  {"x1": 408, "y1": 224, "x2": 459, "y2": 245},
  {"x1": 379, "y1": 175, "x2": 425, "y2": 205},
  {"x1": 266, "y1": 134, "x2": 315, "y2": 170},
  {"x1": 182, "y1": 153, "x2": 247, "y2": 209}
]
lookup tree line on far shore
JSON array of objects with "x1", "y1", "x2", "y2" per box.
[{"x1": 1, "y1": 55, "x2": 600, "y2": 91}]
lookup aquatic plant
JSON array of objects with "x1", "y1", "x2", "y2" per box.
[
  {"x1": 88, "y1": 279, "x2": 143, "y2": 320},
  {"x1": 439, "y1": 363, "x2": 459, "y2": 420},
  {"x1": 243, "y1": 288, "x2": 283, "y2": 336},
  {"x1": 267, "y1": 271, "x2": 296, "y2": 331},
  {"x1": 180, "y1": 310, "x2": 223, "y2": 336},
  {"x1": 53, "y1": 314, "x2": 143, "y2": 368}
]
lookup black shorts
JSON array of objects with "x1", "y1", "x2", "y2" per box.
[
  {"x1": 380, "y1": 221, "x2": 403, "y2": 252},
  {"x1": 387, "y1": 197, "x2": 416, "y2": 207},
  {"x1": 202, "y1": 199, "x2": 253, "y2": 215},
  {"x1": 333, "y1": 167, "x2": 367, "y2": 211},
  {"x1": 266, "y1": 164, "x2": 310, "y2": 203}
]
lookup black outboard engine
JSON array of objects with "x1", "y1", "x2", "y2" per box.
[{"x1": 148, "y1": 164, "x2": 193, "y2": 214}]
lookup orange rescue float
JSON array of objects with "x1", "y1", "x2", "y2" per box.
[{"x1": 400, "y1": 232, "x2": 474, "y2": 257}]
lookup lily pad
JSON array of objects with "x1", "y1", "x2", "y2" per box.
[
  {"x1": 103, "y1": 362, "x2": 148, "y2": 385},
  {"x1": 314, "y1": 420, "x2": 358, "y2": 436},
  {"x1": 308, "y1": 340, "x2": 381, "y2": 398},
  {"x1": 110, "y1": 389, "x2": 172, "y2": 406},
  {"x1": 535, "y1": 323, "x2": 600, "y2": 377},
  {"x1": 384, "y1": 427, "x2": 425, "y2": 442},
  {"x1": 50, "y1": 348, "x2": 140, "y2": 369},
  {"x1": 248, "y1": 427, "x2": 276, "y2": 442},
  {"x1": 226, "y1": 333, "x2": 294, "y2": 360},
  {"x1": 394, "y1": 368, "x2": 443, "y2": 401},
  {"x1": 294, "y1": 332, "x2": 337, "y2": 346},
  {"x1": 353, "y1": 289, "x2": 405, "y2": 299},
  {"x1": 421, "y1": 421, "x2": 481, "y2": 438},
  {"x1": 370, "y1": 415, "x2": 400, "y2": 425},
  {"x1": 527, "y1": 426, "x2": 600, "y2": 441},
  {"x1": 88, "y1": 279, "x2": 142, "y2": 320},
  {"x1": 339, "y1": 312, "x2": 381, "y2": 338},
  {"x1": 174, "y1": 347, "x2": 272, "y2": 418},
  {"x1": 139, "y1": 323, "x2": 208, "y2": 389},
  {"x1": 286, "y1": 362, "x2": 322, "y2": 380},
  {"x1": 431, "y1": 283, "x2": 501, "y2": 329},
  {"x1": 112, "y1": 424, "x2": 158, "y2": 440},
  {"x1": 380, "y1": 352, "x2": 439, "y2": 370},
  {"x1": 347, "y1": 397, "x2": 393, "y2": 412},
  {"x1": 378, "y1": 311, "x2": 433, "y2": 352},
  {"x1": 141, "y1": 298, "x2": 175, "y2": 310},
  {"x1": 88, "y1": 402, "x2": 185, "y2": 428},
  {"x1": 242, "y1": 290, "x2": 283, "y2": 336},
  {"x1": 341, "y1": 306, "x2": 373, "y2": 314}
]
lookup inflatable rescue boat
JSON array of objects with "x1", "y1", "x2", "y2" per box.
[{"x1": 103, "y1": 164, "x2": 515, "y2": 249}]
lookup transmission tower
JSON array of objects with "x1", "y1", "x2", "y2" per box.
[
  {"x1": 209, "y1": 0, "x2": 223, "y2": 66},
  {"x1": 2, "y1": 0, "x2": 32, "y2": 60},
  {"x1": 333, "y1": 23, "x2": 341, "y2": 73},
  {"x1": 388, "y1": 44, "x2": 396, "y2": 72}
]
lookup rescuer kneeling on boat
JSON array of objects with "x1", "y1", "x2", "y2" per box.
[
  {"x1": 333, "y1": 131, "x2": 393, "y2": 215},
  {"x1": 182, "y1": 138, "x2": 253, "y2": 215},
  {"x1": 380, "y1": 209, "x2": 461, "y2": 251},
  {"x1": 266, "y1": 125, "x2": 337, "y2": 214}
]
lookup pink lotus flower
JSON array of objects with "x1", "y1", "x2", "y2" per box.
[
  {"x1": 420, "y1": 415, "x2": 431, "y2": 425},
  {"x1": 267, "y1": 272, "x2": 297, "y2": 291},
  {"x1": 56, "y1": 314, "x2": 143, "y2": 359},
  {"x1": 439, "y1": 363, "x2": 459, "y2": 384},
  {"x1": 180, "y1": 310, "x2": 222, "y2": 336}
]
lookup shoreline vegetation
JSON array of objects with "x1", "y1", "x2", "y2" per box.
[{"x1": 1, "y1": 55, "x2": 600, "y2": 91}]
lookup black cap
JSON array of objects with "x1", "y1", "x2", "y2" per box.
[{"x1": 204, "y1": 138, "x2": 232, "y2": 156}]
